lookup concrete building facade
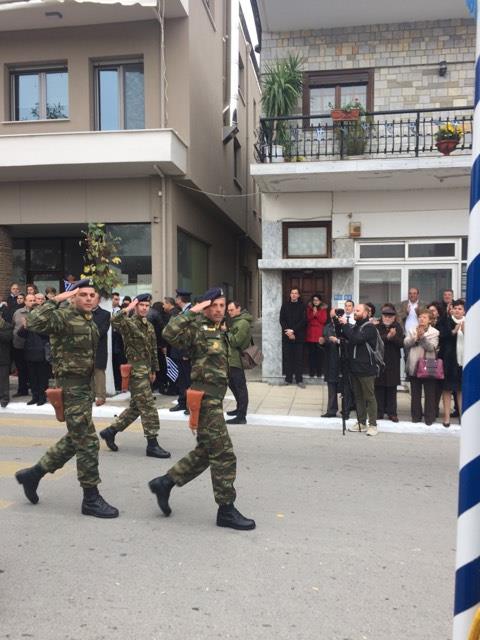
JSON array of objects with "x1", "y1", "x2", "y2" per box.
[
  {"x1": 0, "y1": 0, "x2": 261, "y2": 314},
  {"x1": 251, "y1": 1, "x2": 473, "y2": 381}
]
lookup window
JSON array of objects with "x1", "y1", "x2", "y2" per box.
[
  {"x1": 408, "y1": 269, "x2": 452, "y2": 303},
  {"x1": 359, "y1": 269, "x2": 402, "y2": 311},
  {"x1": 106, "y1": 223, "x2": 152, "y2": 296},
  {"x1": 11, "y1": 66, "x2": 68, "y2": 121},
  {"x1": 94, "y1": 61, "x2": 144, "y2": 131},
  {"x1": 283, "y1": 222, "x2": 331, "y2": 258},
  {"x1": 359, "y1": 244, "x2": 405, "y2": 260},
  {"x1": 202, "y1": 0, "x2": 216, "y2": 27},
  {"x1": 408, "y1": 243, "x2": 456, "y2": 258},
  {"x1": 238, "y1": 55, "x2": 245, "y2": 100},
  {"x1": 303, "y1": 69, "x2": 374, "y2": 124},
  {"x1": 234, "y1": 138, "x2": 242, "y2": 188},
  {"x1": 177, "y1": 229, "x2": 209, "y2": 295}
]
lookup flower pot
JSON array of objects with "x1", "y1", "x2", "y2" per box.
[
  {"x1": 331, "y1": 109, "x2": 360, "y2": 121},
  {"x1": 263, "y1": 144, "x2": 284, "y2": 163},
  {"x1": 436, "y1": 139, "x2": 459, "y2": 156}
]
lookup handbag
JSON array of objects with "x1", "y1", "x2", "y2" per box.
[
  {"x1": 240, "y1": 340, "x2": 264, "y2": 370},
  {"x1": 415, "y1": 357, "x2": 444, "y2": 380}
]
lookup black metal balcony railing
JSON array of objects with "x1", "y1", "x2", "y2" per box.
[{"x1": 254, "y1": 107, "x2": 473, "y2": 163}]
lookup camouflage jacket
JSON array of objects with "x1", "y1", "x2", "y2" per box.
[
  {"x1": 226, "y1": 310, "x2": 253, "y2": 369},
  {"x1": 112, "y1": 312, "x2": 159, "y2": 372},
  {"x1": 26, "y1": 300, "x2": 98, "y2": 379},
  {"x1": 162, "y1": 311, "x2": 229, "y2": 398}
]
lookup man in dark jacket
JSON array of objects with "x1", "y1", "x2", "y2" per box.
[
  {"x1": 375, "y1": 305, "x2": 404, "y2": 422},
  {"x1": 0, "y1": 310, "x2": 13, "y2": 408},
  {"x1": 226, "y1": 301, "x2": 253, "y2": 424},
  {"x1": 17, "y1": 296, "x2": 50, "y2": 406},
  {"x1": 92, "y1": 295, "x2": 111, "y2": 406},
  {"x1": 339, "y1": 303, "x2": 379, "y2": 436},
  {"x1": 279, "y1": 288, "x2": 307, "y2": 387}
]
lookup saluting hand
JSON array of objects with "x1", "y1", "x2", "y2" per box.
[
  {"x1": 191, "y1": 299, "x2": 212, "y2": 313},
  {"x1": 54, "y1": 289, "x2": 78, "y2": 304}
]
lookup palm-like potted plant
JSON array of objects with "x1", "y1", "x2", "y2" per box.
[
  {"x1": 435, "y1": 122, "x2": 463, "y2": 155},
  {"x1": 261, "y1": 53, "x2": 303, "y2": 162}
]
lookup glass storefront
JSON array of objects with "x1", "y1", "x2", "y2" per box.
[
  {"x1": 177, "y1": 229, "x2": 209, "y2": 296},
  {"x1": 11, "y1": 223, "x2": 151, "y2": 297}
]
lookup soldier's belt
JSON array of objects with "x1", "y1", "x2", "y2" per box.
[
  {"x1": 190, "y1": 382, "x2": 227, "y2": 398},
  {"x1": 56, "y1": 374, "x2": 92, "y2": 384},
  {"x1": 129, "y1": 359, "x2": 149, "y2": 367}
]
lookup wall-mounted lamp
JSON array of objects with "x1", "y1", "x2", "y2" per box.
[{"x1": 439, "y1": 60, "x2": 447, "y2": 77}]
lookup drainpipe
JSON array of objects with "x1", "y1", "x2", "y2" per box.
[{"x1": 153, "y1": 164, "x2": 168, "y2": 295}]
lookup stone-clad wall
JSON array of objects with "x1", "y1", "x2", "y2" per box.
[{"x1": 261, "y1": 19, "x2": 475, "y2": 109}]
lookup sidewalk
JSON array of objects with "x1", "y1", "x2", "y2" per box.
[{"x1": 2, "y1": 377, "x2": 460, "y2": 436}]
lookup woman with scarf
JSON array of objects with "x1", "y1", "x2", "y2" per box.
[{"x1": 438, "y1": 299, "x2": 465, "y2": 427}]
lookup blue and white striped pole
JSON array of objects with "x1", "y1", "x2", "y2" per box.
[{"x1": 454, "y1": 2, "x2": 480, "y2": 637}]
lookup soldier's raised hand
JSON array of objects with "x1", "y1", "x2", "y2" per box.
[{"x1": 191, "y1": 299, "x2": 212, "y2": 313}]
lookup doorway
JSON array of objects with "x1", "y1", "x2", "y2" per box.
[{"x1": 282, "y1": 270, "x2": 332, "y2": 377}]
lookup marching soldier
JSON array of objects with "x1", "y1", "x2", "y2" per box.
[
  {"x1": 148, "y1": 287, "x2": 255, "y2": 531},
  {"x1": 100, "y1": 294, "x2": 170, "y2": 458},
  {"x1": 15, "y1": 280, "x2": 118, "y2": 518}
]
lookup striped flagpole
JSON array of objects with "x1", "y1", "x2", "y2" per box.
[{"x1": 454, "y1": 2, "x2": 480, "y2": 637}]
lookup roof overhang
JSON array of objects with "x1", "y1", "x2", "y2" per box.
[
  {"x1": 255, "y1": 0, "x2": 471, "y2": 32},
  {"x1": 0, "y1": 0, "x2": 188, "y2": 30},
  {"x1": 251, "y1": 156, "x2": 472, "y2": 193}
]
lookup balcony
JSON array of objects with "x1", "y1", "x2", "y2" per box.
[
  {"x1": 0, "y1": 128, "x2": 188, "y2": 181},
  {"x1": 251, "y1": 107, "x2": 473, "y2": 193}
]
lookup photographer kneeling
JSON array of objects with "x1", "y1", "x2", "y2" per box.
[{"x1": 337, "y1": 303, "x2": 379, "y2": 436}]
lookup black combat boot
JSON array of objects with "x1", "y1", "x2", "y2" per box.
[
  {"x1": 148, "y1": 474, "x2": 175, "y2": 516},
  {"x1": 99, "y1": 427, "x2": 118, "y2": 452},
  {"x1": 216, "y1": 504, "x2": 256, "y2": 530},
  {"x1": 146, "y1": 438, "x2": 171, "y2": 459},
  {"x1": 15, "y1": 464, "x2": 46, "y2": 504},
  {"x1": 81, "y1": 487, "x2": 119, "y2": 518},
  {"x1": 226, "y1": 415, "x2": 247, "y2": 425},
  {"x1": 226, "y1": 409, "x2": 238, "y2": 416}
]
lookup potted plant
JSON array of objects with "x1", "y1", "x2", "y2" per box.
[
  {"x1": 331, "y1": 100, "x2": 370, "y2": 157},
  {"x1": 330, "y1": 98, "x2": 364, "y2": 121},
  {"x1": 435, "y1": 122, "x2": 463, "y2": 155},
  {"x1": 261, "y1": 53, "x2": 303, "y2": 162}
]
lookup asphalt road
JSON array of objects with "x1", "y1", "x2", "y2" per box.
[{"x1": 0, "y1": 415, "x2": 458, "y2": 640}]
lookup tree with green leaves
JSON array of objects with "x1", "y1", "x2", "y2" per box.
[{"x1": 80, "y1": 223, "x2": 123, "y2": 299}]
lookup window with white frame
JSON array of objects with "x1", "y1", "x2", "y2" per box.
[
  {"x1": 11, "y1": 66, "x2": 68, "y2": 121},
  {"x1": 356, "y1": 239, "x2": 463, "y2": 313},
  {"x1": 94, "y1": 61, "x2": 144, "y2": 131}
]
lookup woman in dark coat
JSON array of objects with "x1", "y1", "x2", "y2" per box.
[
  {"x1": 438, "y1": 299, "x2": 464, "y2": 427},
  {"x1": 375, "y1": 304, "x2": 404, "y2": 422}
]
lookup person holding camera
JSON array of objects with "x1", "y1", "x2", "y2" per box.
[{"x1": 337, "y1": 303, "x2": 379, "y2": 436}]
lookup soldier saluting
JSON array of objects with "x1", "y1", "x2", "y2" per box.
[
  {"x1": 100, "y1": 294, "x2": 170, "y2": 458},
  {"x1": 148, "y1": 287, "x2": 255, "y2": 531},
  {"x1": 15, "y1": 280, "x2": 118, "y2": 518}
]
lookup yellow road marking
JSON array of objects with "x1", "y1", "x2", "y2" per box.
[
  {"x1": 0, "y1": 499, "x2": 13, "y2": 509},
  {"x1": 0, "y1": 460, "x2": 73, "y2": 479},
  {"x1": 0, "y1": 416, "x2": 144, "y2": 432}
]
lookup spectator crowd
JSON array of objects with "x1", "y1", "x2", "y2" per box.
[{"x1": 0, "y1": 281, "x2": 253, "y2": 426}]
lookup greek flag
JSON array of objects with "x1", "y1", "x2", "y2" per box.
[
  {"x1": 166, "y1": 357, "x2": 179, "y2": 382},
  {"x1": 63, "y1": 280, "x2": 75, "y2": 292},
  {"x1": 454, "y1": 3, "x2": 480, "y2": 637}
]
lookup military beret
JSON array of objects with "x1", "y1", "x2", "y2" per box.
[
  {"x1": 70, "y1": 278, "x2": 96, "y2": 291},
  {"x1": 175, "y1": 289, "x2": 192, "y2": 297},
  {"x1": 202, "y1": 287, "x2": 225, "y2": 302},
  {"x1": 136, "y1": 293, "x2": 152, "y2": 303}
]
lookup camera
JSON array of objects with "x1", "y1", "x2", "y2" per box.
[{"x1": 335, "y1": 308, "x2": 345, "y2": 317}]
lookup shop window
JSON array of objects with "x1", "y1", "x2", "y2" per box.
[
  {"x1": 283, "y1": 222, "x2": 331, "y2": 258},
  {"x1": 177, "y1": 229, "x2": 209, "y2": 295},
  {"x1": 408, "y1": 243, "x2": 456, "y2": 258},
  {"x1": 408, "y1": 269, "x2": 452, "y2": 303},
  {"x1": 359, "y1": 269, "x2": 401, "y2": 312},
  {"x1": 94, "y1": 61, "x2": 144, "y2": 130},
  {"x1": 106, "y1": 223, "x2": 151, "y2": 296},
  {"x1": 359, "y1": 244, "x2": 405, "y2": 260},
  {"x1": 11, "y1": 66, "x2": 68, "y2": 121}
]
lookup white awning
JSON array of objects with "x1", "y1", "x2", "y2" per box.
[{"x1": 0, "y1": 0, "x2": 157, "y2": 9}]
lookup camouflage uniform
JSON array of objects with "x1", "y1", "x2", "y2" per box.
[
  {"x1": 163, "y1": 311, "x2": 236, "y2": 505},
  {"x1": 26, "y1": 300, "x2": 100, "y2": 488},
  {"x1": 109, "y1": 313, "x2": 160, "y2": 438}
]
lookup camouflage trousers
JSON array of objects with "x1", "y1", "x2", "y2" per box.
[
  {"x1": 38, "y1": 379, "x2": 100, "y2": 488},
  {"x1": 111, "y1": 368, "x2": 159, "y2": 438},
  {"x1": 168, "y1": 396, "x2": 237, "y2": 505}
]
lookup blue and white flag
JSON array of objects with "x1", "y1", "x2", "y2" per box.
[
  {"x1": 454, "y1": 3, "x2": 480, "y2": 638},
  {"x1": 166, "y1": 357, "x2": 179, "y2": 383},
  {"x1": 63, "y1": 280, "x2": 75, "y2": 292}
]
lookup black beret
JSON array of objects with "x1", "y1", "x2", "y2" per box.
[
  {"x1": 136, "y1": 293, "x2": 152, "y2": 303},
  {"x1": 381, "y1": 305, "x2": 396, "y2": 316},
  {"x1": 175, "y1": 289, "x2": 192, "y2": 297},
  {"x1": 70, "y1": 278, "x2": 96, "y2": 291},
  {"x1": 202, "y1": 287, "x2": 225, "y2": 302}
]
